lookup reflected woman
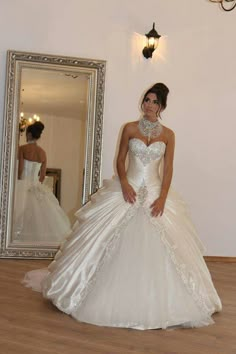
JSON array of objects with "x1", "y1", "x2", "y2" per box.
[
  {"x1": 18, "y1": 122, "x2": 47, "y2": 182},
  {"x1": 13, "y1": 121, "x2": 71, "y2": 244}
]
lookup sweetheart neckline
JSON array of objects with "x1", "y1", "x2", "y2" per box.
[{"x1": 129, "y1": 138, "x2": 166, "y2": 148}]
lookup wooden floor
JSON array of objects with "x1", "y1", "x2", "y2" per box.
[{"x1": 0, "y1": 260, "x2": 235, "y2": 354}]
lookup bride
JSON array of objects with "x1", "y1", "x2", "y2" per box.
[
  {"x1": 24, "y1": 83, "x2": 222, "y2": 330},
  {"x1": 14, "y1": 121, "x2": 71, "y2": 243}
]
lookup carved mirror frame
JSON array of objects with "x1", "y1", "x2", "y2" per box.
[{"x1": 0, "y1": 50, "x2": 106, "y2": 259}]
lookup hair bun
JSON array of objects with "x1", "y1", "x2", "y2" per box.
[
  {"x1": 151, "y1": 83, "x2": 169, "y2": 95},
  {"x1": 142, "y1": 82, "x2": 170, "y2": 109},
  {"x1": 34, "y1": 121, "x2": 44, "y2": 132},
  {"x1": 27, "y1": 121, "x2": 45, "y2": 139}
]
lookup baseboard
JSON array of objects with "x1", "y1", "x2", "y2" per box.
[{"x1": 204, "y1": 256, "x2": 236, "y2": 263}]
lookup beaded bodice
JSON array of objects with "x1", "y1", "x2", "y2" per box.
[{"x1": 126, "y1": 138, "x2": 166, "y2": 187}]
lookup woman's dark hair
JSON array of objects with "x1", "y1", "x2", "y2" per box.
[
  {"x1": 142, "y1": 83, "x2": 169, "y2": 109},
  {"x1": 27, "y1": 121, "x2": 45, "y2": 139}
]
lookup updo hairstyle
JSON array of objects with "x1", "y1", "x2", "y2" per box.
[
  {"x1": 27, "y1": 121, "x2": 45, "y2": 139},
  {"x1": 142, "y1": 83, "x2": 169, "y2": 110}
]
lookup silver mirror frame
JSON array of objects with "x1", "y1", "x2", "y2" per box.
[{"x1": 0, "y1": 50, "x2": 106, "y2": 259}]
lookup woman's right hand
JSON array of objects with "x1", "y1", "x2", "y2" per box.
[{"x1": 120, "y1": 180, "x2": 136, "y2": 204}]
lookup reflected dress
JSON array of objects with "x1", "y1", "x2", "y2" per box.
[
  {"x1": 24, "y1": 139, "x2": 222, "y2": 329},
  {"x1": 13, "y1": 159, "x2": 71, "y2": 243}
]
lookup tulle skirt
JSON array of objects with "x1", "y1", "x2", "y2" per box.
[{"x1": 13, "y1": 180, "x2": 71, "y2": 244}]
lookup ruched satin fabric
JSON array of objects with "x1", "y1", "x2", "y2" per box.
[{"x1": 23, "y1": 139, "x2": 222, "y2": 329}]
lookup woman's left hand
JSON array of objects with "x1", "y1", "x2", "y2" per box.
[{"x1": 150, "y1": 197, "x2": 166, "y2": 217}]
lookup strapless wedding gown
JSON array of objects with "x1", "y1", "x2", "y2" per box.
[
  {"x1": 13, "y1": 159, "x2": 71, "y2": 243},
  {"x1": 23, "y1": 139, "x2": 222, "y2": 329}
]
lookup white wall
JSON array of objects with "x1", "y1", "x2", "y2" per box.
[{"x1": 0, "y1": 0, "x2": 235, "y2": 256}]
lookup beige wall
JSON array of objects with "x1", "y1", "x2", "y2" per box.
[
  {"x1": 0, "y1": 0, "x2": 235, "y2": 255},
  {"x1": 41, "y1": 115, "x2": 86, "y2": 223}
]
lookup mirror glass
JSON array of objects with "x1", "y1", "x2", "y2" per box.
[
  {"x1": 13, "y1": 67, "x2": 88, "y2": 246},
  {"x1": 0, "y1": 51, "x2": 106, "y2": 258}
]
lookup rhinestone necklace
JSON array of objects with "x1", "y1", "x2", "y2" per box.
[{"x1": 138, "y1": 117, "x2": 163, "y2": 144}]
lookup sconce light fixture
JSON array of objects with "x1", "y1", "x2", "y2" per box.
[
  {"x1": 209, "y1": 0, "x2": 236, "y2": 11},
  {"x1": 142, "y1": 23, "x2": 161, "y2": 59},
  {"x1": 19, "y1": 112, "x2": 40, "y2": 134}
]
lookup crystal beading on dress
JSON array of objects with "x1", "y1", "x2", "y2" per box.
[{"x1": 128, "y1": 138, "x2": 166, "y2": 166}]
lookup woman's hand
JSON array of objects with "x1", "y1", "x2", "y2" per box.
[
  {"x1": 121, "y1": 180, "x2": 136, "y2": 204},
  {"x1": 150, "y1": 197, "x2": 166, "y2": 217}
]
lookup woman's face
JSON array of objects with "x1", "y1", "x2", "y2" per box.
[{"x1": 142, "y1": 93, "x2": 161, "y2": 120}]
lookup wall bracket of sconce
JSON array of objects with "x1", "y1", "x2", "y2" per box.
[
  {"x1": 209, "y1": 0, "x2": 236, "y2": 11},
  {"x1": 142, "y1": 23, "x2": 161, "y2": 59},
  {"x1": 19, "y1": 112, "x2": 41, "y2": 134}
]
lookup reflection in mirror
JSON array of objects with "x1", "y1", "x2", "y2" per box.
[
  {"x1": 0, "y1": 50, "x2": 106, "y2": 258},
  {"x1": 18, "y1": 68, "x2": 88, "y2": 223},
  {"x1": 44, "y1": 168, "x2": 62, "y2": 203},
  {"x1": 13, "y1": 120, "x2": 72, "y2": 247}
]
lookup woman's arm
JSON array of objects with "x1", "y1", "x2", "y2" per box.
[
  {"x1": 116, "y1": 124, "x2": 130, "y2": 183},
  {"x1": 116, "y1": 124, "x2": 136, "y2": 203},
  {"x1": 150, "y1": 130, "x2": 175, "y2": 216},
  {"x1": 39, "y1": 151, "x2": 47, "y2": 183},
  {"x1": 160, "y1": 130, "x2": 175, "y2": 200},
  {"x1": 18, "y1": 146, "x2": 24, "y2": 179}
]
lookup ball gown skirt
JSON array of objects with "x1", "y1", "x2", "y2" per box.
[
  {"x1": 23, "y1": 139, "x2": 222, "y2": 330},
  {"x1": 13, "y1": 159, "x2": 71, "y2": 243}
]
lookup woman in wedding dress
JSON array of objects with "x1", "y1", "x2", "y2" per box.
[
  {"x1": 24, "y1": 83, "x2": 222, "y2": 330},
  {"x1": 13, "y1": 121, "x2": 71, "y2": 243}
]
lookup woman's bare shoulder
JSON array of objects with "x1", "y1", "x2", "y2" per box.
[
  {"x1": 37, "y1": 146, "x2": 46, "y2": 158},
  {"x1": 20, "y1": 143, "x2": 45, "y2": 152},
  {"x1": 37, "y1": 145, "x2": 46, "y2": 152},
  {"x1": 162, "y1": 124, "x2": 175, "y2": 139},
  {"x1": 21, "y1": 144, "x2": 46, "y2": 158},
  {"x1": 19, "y1": 144, "x2": 28, "y2": 149},
  {"x1": 123, "y1": 121, "x2": 139, "y2": 133}
]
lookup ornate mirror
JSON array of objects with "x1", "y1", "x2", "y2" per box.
[{"x1": 0, "y1": 50, "x2": 106, "y2": 259}]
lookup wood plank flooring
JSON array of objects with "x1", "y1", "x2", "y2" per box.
[{"x1": 0, "y1": 260, "x2": 235, "y2": 354}]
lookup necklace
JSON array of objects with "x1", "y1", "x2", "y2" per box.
[{"x1": 138, "y1": 117, "x2": 162, "y2": 144}]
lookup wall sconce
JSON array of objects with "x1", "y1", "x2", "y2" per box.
[
  {"x1": 19, "y1": 112, "x2": 40, "y2": 135},
  {"x1": 209, "y1": 0, "x2": 236, "y2": 11},
  {"x1": 142, "y1": 23, "x2": 161, "y2": 59}
]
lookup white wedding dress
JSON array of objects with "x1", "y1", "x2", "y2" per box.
[
  {"x1": 23, "y1": 139, "x2": 222, "y2": 329},
  {"x1": 13, "y1": 159, "x2": 71, "y2": 244}
]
